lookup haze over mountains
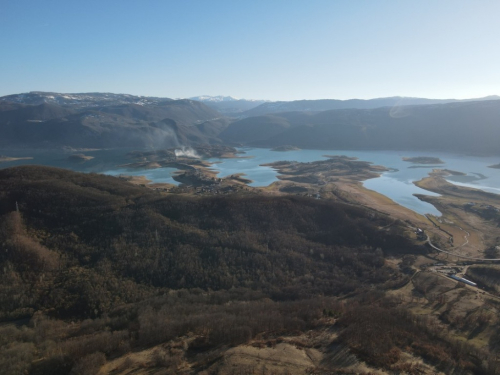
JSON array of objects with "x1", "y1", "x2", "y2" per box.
[
  {"x1": 1, "y1": 91, "x2": 500, "y2": 154},
  {"x1": 241, "y1": 95, "x2": 500, "y2": 117},
  {"x1": 221, "y1": 100, "x2": 500, "y2": 155},
  {"x1": 188, "y1": 95, "x2": 268, "y2": 115},
  {"x1": 0, "y1": 92, "x2": 227, "y2": 149},
  {"x1": 189, "y1": 94, "x2": 500, "y2": 117}
]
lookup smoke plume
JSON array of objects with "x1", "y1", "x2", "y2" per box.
[{"x1": 175, "y1": 146, "x2": 200, "y2": 158}]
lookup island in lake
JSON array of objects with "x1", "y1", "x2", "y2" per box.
[
  {"x1": 271, "y1": 145, "x2": 301, "y2": 152},
  {"x1": 488, "y1": 163, "x2": 500, "y2": 169},
  {"x1": 0, "y1": 155, "x2": 33, "y2": 163},
  {"x1": 403, "y1": 156, "x2": 444, "y2": 164}
]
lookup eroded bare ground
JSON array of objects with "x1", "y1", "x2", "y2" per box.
[
  {"x1": 91, "y1": 261, "x2": 500, "y2": 375},
  {"x1": 98, "y1": 327, "x2": 444, "y2": 375},
  {"x1": 389, "y1": 268, "x2": 500, "y2": 353}
]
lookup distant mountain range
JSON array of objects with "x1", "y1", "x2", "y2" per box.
[
  {"x1": 220, "y1": 99, "x2": 500, "y2": 155},
  {"x1": 2, "y1": 91, "x2": 500, "y2": 154},
  {"x1": 240, "y1": 95, "x2": 500, "y2": 117},
  {"x1": 0, "y1": 92, "x2": 228, "y2": 149},
  {"x1": 188, "y1": 95, "x2": 268, "y2": 115},
  {"x1": 189, "y1": 95, "x2": 241, "y2": 102},
  {"x1": 189, "y1": 94, "x2": 500, "y2": 117},
  {"x1": 0, "y1": 91, "x2": 174, "y2": 108}
]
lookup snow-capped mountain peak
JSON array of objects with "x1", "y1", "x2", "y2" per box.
[{"x1": 189, "y1": 95, "x2": 239, "y2": 102}]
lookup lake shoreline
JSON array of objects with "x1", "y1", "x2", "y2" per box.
[{"x1": 1, "y1": 146, "x2": 500, "y2": 217}]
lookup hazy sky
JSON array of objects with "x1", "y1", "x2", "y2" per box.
[{"x1": 1, "y1": 0, "x2": 499, "y2": 100}]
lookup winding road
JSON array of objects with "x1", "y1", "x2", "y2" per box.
[
  {"x1": 425, "y1": 235, "x2": 500, "y2": 261},
  {"x1": 405, "y1": 222, "x2": 500, "y2": 261}
]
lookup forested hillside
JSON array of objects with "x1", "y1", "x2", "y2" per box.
[
  {"x1": 1, "y1": 166, "x2": 499, "y2": 374},
  {"x1": 0, "y1": 165, "x2": 418, "y2": 320}
]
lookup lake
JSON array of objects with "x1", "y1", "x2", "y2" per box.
[
  {"x1": 0, "y1": 148, "x2": 180, "y2": 184},
  {"x1": 2, "y1": 147, "x2": 500, "y2": 216}
]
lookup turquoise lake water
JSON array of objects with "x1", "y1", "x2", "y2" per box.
[{"x1": 2, "y1": 147, "x2": 500, "y2": 216}]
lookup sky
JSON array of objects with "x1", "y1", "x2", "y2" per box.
[{"x1": 1, "y1": 0, "x2": 499, "y2": 101}]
